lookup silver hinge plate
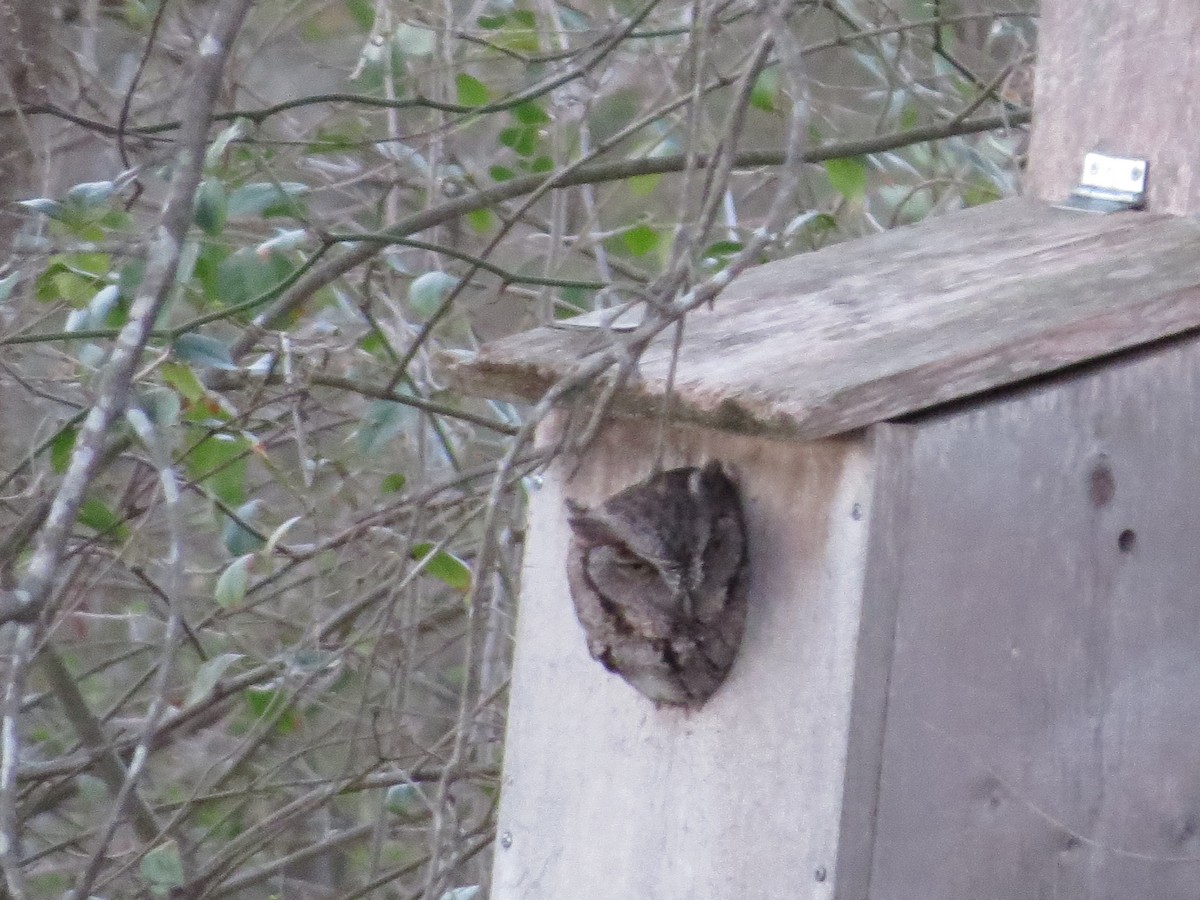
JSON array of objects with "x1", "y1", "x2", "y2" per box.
[{"x1": 1058, "y1": 152, "x2": 1148, "y2": 214}]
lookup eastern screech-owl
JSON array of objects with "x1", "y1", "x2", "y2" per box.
[{"x1": 564, "y1": 460, "x2": 749, "y2": 708}]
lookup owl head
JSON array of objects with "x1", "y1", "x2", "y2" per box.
[{"x1": 564, "y1": 461, "x2": 749, "y2": 707}]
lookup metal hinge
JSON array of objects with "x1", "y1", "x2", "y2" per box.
[{"x1": 1058, "y1": 151, "x2": 1148, "y2": 213}]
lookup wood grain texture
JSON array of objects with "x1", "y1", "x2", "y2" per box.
[
  {"x1": 831, "y1": 423, "x2": 915, "y2": 900},
  {"x1": 1026, "y1": 1, "x2": 1200, "y2": 214},
  {"x1": 447, "y1": 199, "x2": 1200, "y2": 439},
  {"x1": 492, "y1": 416, "x2": 875, "y2": 900},
  {"x1": 868, "y1": 334, "x2": 1200, "y2": 899}
]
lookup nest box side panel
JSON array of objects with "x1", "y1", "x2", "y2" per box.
[
  {"x1": 492, "y1": 417, "x2": 874, "y2": 900},
  {"x1": 868, "y1": 335, "x2": 1200, "y2": 898}
]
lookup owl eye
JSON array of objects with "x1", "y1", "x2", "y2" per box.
[{"x1": 611, "y1": 547, "x2": 654, "y2": 573}]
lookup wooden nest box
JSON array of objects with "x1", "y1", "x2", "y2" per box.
[{"x1": 449, "y1": 5, "x2": 1200, "y2": 897}]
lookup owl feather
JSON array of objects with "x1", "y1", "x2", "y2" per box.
[{"x1": 565, "y1": 460, "x2": 749, "y2": 708}]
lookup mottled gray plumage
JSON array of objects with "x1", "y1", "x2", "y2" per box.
[{"x1": 565, "y1": 460, "x2": 749, "y2": 708}]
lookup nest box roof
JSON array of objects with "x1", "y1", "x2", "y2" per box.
[{"x1": 447, "y1": 198, "x2": 1200, "y2": 439}]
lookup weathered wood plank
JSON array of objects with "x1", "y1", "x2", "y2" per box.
[
  {"x1": 492, "y1": 415, "x2": 874, "y2": 900},
  {"x1": 447, "y1": 199, "x2": 1200, "y2": 439},
  {"x1": 1026, "y1": 1, "x2": 1200, "y2": 215},
  {"x1": 831, "y1": 423, "x2": 915, "y2": 900},
  {"x1": 868, "y1": 334, "x2": 1200, "y2": 898}
]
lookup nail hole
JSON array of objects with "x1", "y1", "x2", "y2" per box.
[
  {"x1": 1118, "y1": 529, "x2": 1137, "y2": 553},
  {"x1": 1089, "y1": 463, "x2": 1115, "y2": 507}
]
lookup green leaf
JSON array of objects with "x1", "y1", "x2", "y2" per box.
[
  {"x1": 824, "y1": 156, "x2": 868, "y2": 201},
  {"x1": 455, "y1": 73, "x2": 489, "y2": 107},
  {"x1": 256, "y1": 228, "x2": 308, "y2": 256},
  {"x1": 63, "y1": 252, "x2": 110, "y2": 278},
  {"x1": 497, "y1": 13, "x2": 539, "y2": 53},
  {"x1": 628, "y1": 173, "x2": 660, "y2": 197},
  {"x1": 703, "y1": 240, "x2": 743, "y2": 257},
  {"x1": 78, "y1": 497, "x2": 128, "y2": 541},
  {"x1": 381, "y1": 473, "x2": 407, "y2": 494},
  {"x1": 222, "y1": 499, "x2": 266, "y2": 557},
  {"x1": 214, "y1": 554, "x2": 253, "y2": 607},
  {"x1": 410, "y1": 543, "x2": 471, "y2": 592},
  {"x1": 193, "y1": 178, "x2": 228, "y2": 235},
  {"x1": 309, "y1": 123, "x2": 365, "y2": 153},
  {"x1": 264, "y1": 515, "x2": 302, "y2": 557},
  {"x1": 511, "y1": 100, "x2": 551, "y2": 125},
  {"x1": 63, "y1": 309, "x2": 90, "y2": 335},
  {"x1": 386, "y1": 783, "x2": 429, "y2": 820},
  {"x1": 38, "y1": 264, "x2": 99, "y2": 306},
  {"x1": 498, "y1": 125, "x2": 538, "y2": 156},
  {"x1": 242, "y1": 687, "x2": 299, "y2": 733},
  {"x1": 173, "y1": 333, "x2": 237, "y2": 370},
  {"x1": 86, "y1": 284, "x2": 122, "y2": 328},
  {"x1": 783, "y1": 210, "x2": 837, "y2": 238},
  {"x1": 357, "y1": 401, "x2": 413, "y2": 456},
  {"x1": 488, "y1": 165, "x2": 514, "y2": 182},
  {"x1": 215, "y1": 246, "x2": 295, "y2": 309},
  {"x1": 186, "y1": 432, "x2": 248, "y2": 507},
  {"x1": 358, "y1": 329, "x2": 388, "y2": 356},
  {"x1": 963, "y1": 180, "x2": 1001, "y2": 208},
  {"x1": 557, "y1": 285, "x2": 593, "y2": 316},
  {"x1": 137, "y1": 386, "x2": 181, "y2": 428},
  {"x1": 529, "y1": 156, "x2": 554, "y2": 174},
  {"x1": 185, "y1": 653, "x2": 243, "y2": 706},
  {"x1": 466, "y1": 208, "x2": 493, "y2": 233},
  {"x1": 65, "y1": 180, "x2": 115, "y2": 208},
  {"x1": 141, "y1": 841, "x2": 185, "y2": 894},
  {"x1": 121, "y1": 1, "x2": 153, "y2": 29},
  {"x1": 205, "y1": 118, "x2": 247, "y2": 168},
  {"x1": 50, "y1": 426, "x2": 77, "y2": 474},
  {"x1": 226, "y1": 182, "x2": 309, "y2": 218},
  {"x1": 119, "y1": 258, "x2": 145, "y2": 298},
  {"x1": 346, "y1": 0, "x2": 374, "y2": 29},
  {"x1": 622, "y1": 224, "x2": 661, "y2": 257},
  {"x1": 0, "y1": 271, "x2": 20, "y2": 303},
  {"x1": 588, "y1": 89, "x2": 639, "y2": 143},
  {"x1": 394, "y1": 23, "x2": 435, "y2": 55},
  {"x1": 19, "y1": 198, "x2": 67, "y2": 221},
  {"x1": 160, "y1": 361, "x2": 207, "y2": 403},
  {"x1": 751, "y1": 68, "x2": 779, "y2": 112},
  {"x1": 408, "y1": 271, "x2": 459, "y2": 317}
]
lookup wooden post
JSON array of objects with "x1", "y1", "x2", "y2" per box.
[{"x1": 1026, "y1": 1, "x2": 1200, "y2": 213}]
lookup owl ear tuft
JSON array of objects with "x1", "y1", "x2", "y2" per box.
[
  {"x1": 691, "y1": 459, "x2": 730, "y2": 496},
  {"x1": 566, "y1": 505, "x2": 621, "y2": 547}
]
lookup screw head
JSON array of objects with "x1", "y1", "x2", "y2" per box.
[
  {"x1": 815, "y1": 865, "x2": 827, "y2": 882},
  {"x1": 850, "y1": 503, "x2": 863, "y2": 520}
]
